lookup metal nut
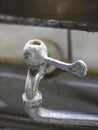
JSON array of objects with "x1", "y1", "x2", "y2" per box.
[{"x1": 22, "y1": 91, "x2": 42, "y2": 108}]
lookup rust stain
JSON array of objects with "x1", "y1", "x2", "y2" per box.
[
  {"x1": 0, "y1": 0, "x2": 98, "y2": 24},
  {"x1": 0, "y1": 57, "x2": 26, "y2": 66}
]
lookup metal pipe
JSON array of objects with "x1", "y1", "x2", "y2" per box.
[
  {"x1": 22, "y1": 39, "x2": 98, "y2": 127},
  {"x1": 25, "y1": 107, "x2": 98, "y2": 126},
  {"x1": 0, "y1": 15, "x2": 98, "y2": 32}
]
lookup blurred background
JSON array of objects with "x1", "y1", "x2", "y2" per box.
[{"x1": 0, "y1": 0, "x2": 98, "y2": 130}]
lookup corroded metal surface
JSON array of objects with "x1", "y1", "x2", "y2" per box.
[
  {"x1": 0, "y1": 1, "x2": 98, "y2": 31},
  {"x1": 0, "y1": 0, "x2": 98, "y2": 24},
  {"x1": 22, "y1": 40, "x2": 98, "y2": 127},
  {"x1": 0, "y1": 15, "x2": 98, "y2": 31}
]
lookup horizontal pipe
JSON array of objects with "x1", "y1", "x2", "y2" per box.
[
  {"x1": 25, "y1": 106, "x2": 98, "y2": 127},
  {"x1": 0, "y1": 15, "x2": 98, "y2": 32}
]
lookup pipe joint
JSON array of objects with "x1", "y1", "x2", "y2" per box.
[
  {"x1": 22, "y1": 39, "x2": 98, "y2": 127},
  {"x1": 22, "y1": 91, "x2": 42, "y2": 108}
]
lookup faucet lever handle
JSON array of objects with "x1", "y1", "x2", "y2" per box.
[
  {"x1": 45, "y1": 57, "x2": 87, "y2": 77},
  {"x1": 23, "y1": 39, "x2": 87, "y2": 77}
]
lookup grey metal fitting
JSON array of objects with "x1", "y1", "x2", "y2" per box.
[
  {"x1": 23, "y1": 39, "x2": 87, "y2": 77},
  {"x1": 22, "y1": 39, "x2": 98, "y2": 127},
  {"x1": 22, "y1": 91, "x2": 42, "y2": 108},
  {"x1": 23, "y1": 39, "x2": 48, "y2": 69}
]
